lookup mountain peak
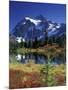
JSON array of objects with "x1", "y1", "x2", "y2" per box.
[
  {"x1": 25, "y1": 17, "x2": 41, "y2": 26},
  {"x1": 35, "y1": 15, "x2": 45, "y2": 20},
  {"x1": 11, "y1": 15, "x2": 66, "y2": 41}
]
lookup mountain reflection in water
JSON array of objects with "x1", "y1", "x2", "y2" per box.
[{"x1": 10, "y1": 53, "x2": 66, "y2": 65}]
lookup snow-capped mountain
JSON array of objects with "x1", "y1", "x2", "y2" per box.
[
  {"x1": 11, "y1": 15, "x2": 66, "y2": 41},
  {"x1": 25, "y1": 17, "x2": 41, "y2": 26}
]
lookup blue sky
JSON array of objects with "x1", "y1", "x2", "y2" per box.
[{"x1": 9, "y1": 1, "x2": 66, "y2": 31}]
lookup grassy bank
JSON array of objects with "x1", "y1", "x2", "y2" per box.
[
  {"x1": 9, "y1": 63, "x2": 66, "y2": 89},
  {"x1": 10, "y1": 63, "x2": 66, "y2": 73},
  {"x1": 17, "y1": 44, "x2": 65, "y2": 56},
  {"x1": 10, "y1": 63, "x2": 44, "y2": 72}
]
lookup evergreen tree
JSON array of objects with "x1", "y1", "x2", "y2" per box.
[
  {"x1": 34, "y1": 37, "x2": 39, "y2": 48},
  {"x1": 44, "y1": 29, "x2": 48, "y2": 45}
]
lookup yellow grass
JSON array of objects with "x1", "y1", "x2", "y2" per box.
[{"x1": 9, "y1": 63, "x2": 45, "y2": 72}]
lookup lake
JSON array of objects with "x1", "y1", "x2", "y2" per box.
[{"x1": 9, "y1": 53, "x2": 66, "y2": 65}]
